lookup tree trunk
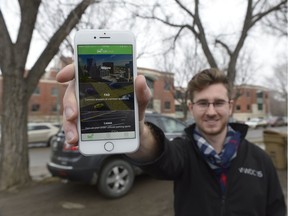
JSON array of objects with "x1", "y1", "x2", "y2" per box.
[
  {"x1": 0, "y1": 0, "x2": 96, "y2": 190},
  {"x1": 0, "y1": 69, "x2": 30, "y2": 190}
]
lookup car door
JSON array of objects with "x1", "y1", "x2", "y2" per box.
[
  {"x1": 159, "y1": 116, "x2": 186, "y2": 140},
  {"x1": 28, "y1": 125, "x2": 50, "y2": 143},
  {"x1": 145, "y1": 114, "x2": 165, "y2": 130}
]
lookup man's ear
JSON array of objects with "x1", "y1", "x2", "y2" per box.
[
  {"x1": 188, "y1": 101, "x2": 193, "y2": 112},
  {"x1": 229, "y1": 100, "x2": 234, "y2": 114}
]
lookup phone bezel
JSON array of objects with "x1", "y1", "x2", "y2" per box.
[{"x1": 74, "y1": 30, "x2": 139, "y2": 155}]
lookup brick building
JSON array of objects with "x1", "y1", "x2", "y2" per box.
[
  {"x1": 0, "y1": 66, "x2": 176, "y2": 123},
  {"x1": 138, "y1": 67, "x2": 175, "y2": 116},
  {"x1": 0, "y1": 69, "x2": 69, "y2": 123},
  {"x1": 27, "y1": 69, "x2": 68, "y2": 122},
  {"x1": 233, "y1": 84, "x2": 270, "y2": 121},
  {"x1": 0, "y1": 66, "x2": 272, "y2": 123}
]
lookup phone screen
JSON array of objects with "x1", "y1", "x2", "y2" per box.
[{"x1": 77, "y1": 44, "x2": 136, "y2": 141}]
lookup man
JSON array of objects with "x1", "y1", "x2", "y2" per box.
[{"x1": 58, "y1": 66, "x2": 286, "y2": 216}]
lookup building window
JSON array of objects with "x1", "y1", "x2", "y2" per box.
[
  {"x1": 146, "y1": 78, "x2": 154, "y2": 95},
  {"x1": 31, "y1": 104, "x2": 40, "y2": 112},
  {"x1": 164, "y1": 80, "x2": 171, "y2": 91},
  {"x1": 257, "y1": 91, "x2": 263, "y2": 111},
  {"x1": 33, "y1": 87, "x2": 40, "y2": 95},
  {"x1": 147, "y1": 98, "x2": 153, "y2": 110},
  {"x1": 247, "y1": 104, "x2": 250, "y2": 110},
  {"x1": 164, "y1": 101, "x2": 171, "y2": 110},
  {"x1": 246, "y1": 91, "x2": 250, "y2": 97},
  {"x1": 236, "y1": 105, "x2": 241, "y2": 111},
  {"x1": 256, "y1": 91, "x2": 263, "y2": 102},
  {"x1": 175, "y1": 104, "x2": 183, "y2": 112},
  {"x1": 51, "y1": 104, "x2": 58, "y2": 112},
  {"x1": 51, "y1": 87, "x2": 58, "y2": 96}
]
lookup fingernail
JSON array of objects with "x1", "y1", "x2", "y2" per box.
[
  {"x1": 66, "y1": 131, "x2": 74, "y2": 142},
  {"x1": 65, "y1": 107, "x2": 74, "y2": 119}
]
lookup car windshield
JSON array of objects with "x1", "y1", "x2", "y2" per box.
[
  {"x1": 250, "y1": 118, "x2": 259, "y2": 122},
  {"x1": 161, "y1": 117, "x2": 185, "y2": 133}
]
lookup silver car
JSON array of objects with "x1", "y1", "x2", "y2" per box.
[{"x1": 28, "y1": 122, "x2": 59, "y2": 146}]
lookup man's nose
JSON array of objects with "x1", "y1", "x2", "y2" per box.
[{"x1": 205, "y1": 103, "x2": 217, "y2": 114}]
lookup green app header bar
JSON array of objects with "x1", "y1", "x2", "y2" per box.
[{"x1": 78, "y1": 45, "x2": 133, "y2": 54}]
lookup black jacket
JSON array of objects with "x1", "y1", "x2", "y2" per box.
[{"x1": 130, "y1": 123, "x2": 286, "y2": 216}]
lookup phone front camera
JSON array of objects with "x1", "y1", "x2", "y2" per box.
[{"x1": 94, "y1": 36, "x2": 96, "y2": 39}]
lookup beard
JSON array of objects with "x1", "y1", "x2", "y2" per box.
[{"x1": 196, "y1": 117, "x2": 228, "y2": 137}]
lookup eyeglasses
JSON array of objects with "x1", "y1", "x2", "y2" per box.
[{"x1": 192, "y1": 100, "x2": 230, "y2": 111}]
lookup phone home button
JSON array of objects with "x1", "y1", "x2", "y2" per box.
[{"x1": 104, "y1": 142, "x2": 114, "y2": 152}]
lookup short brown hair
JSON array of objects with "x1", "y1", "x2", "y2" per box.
[{"x1": 188, "y1": 68, "x2": 231, "y2": 101}]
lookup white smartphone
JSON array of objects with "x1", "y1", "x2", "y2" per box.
[{"x1": 74, "y1": 30, "x2": 139, "y2": 155}]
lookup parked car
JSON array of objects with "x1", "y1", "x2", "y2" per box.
[
  {"x1": 244, "y1": 118, "x2": 268, "y2": 129},
  {"x1": 283, "y1": 116, "x2": 288, "y2": 126},
  {"x1": 28, "y1": 122, "x2": 59, "y2": 147},
  {"x1": 185, "y1": 117, "x2": 195, "y2": 126},
  {"x1": 47, "y1": 113, "x2": 187, "y2": 199},
  {"x1": 268, "y1": 116, "x2": 286, "y2": 127}
]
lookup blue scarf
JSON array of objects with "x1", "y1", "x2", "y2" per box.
[{"x1": 193, "y1": 126, "x2": 241, "y2": 193}]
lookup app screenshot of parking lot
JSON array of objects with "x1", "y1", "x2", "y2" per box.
[{"x1": 77, "y1": 45, "x2": 135, "y2": 141}]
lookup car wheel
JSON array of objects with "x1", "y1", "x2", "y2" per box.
[
  {"x1": 47, "y1": 136, "x2": 53, "y2": 147},
  {"x1": 97, "y1": 159, "x2": 135, "y2": 199},
  {"x1": 49, "y1": 136, "x2": 58, "y2": 148}
]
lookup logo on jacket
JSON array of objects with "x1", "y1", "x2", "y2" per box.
[{"x1": 238, "y1": 167, "x2": 263, "y2": 178}]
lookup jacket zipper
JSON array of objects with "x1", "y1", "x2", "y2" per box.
[
  {"x1": 186, "y1": 133, "x2": 229, "y2": 215},
  {"x1": 220, "y1": 195, "x2": 226, "y2": 216}
]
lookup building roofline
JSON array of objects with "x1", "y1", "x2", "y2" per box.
[
  {"x1": 137, "y1": 67, "x2": 174, "y2": 76},
  {"x1": 235, "y1": 84, "x2": 270, "y2": 91}
]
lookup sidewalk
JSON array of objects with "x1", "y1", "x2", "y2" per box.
[{"x1": 29, "y1": 166, "x2": 51, "y2": 181}]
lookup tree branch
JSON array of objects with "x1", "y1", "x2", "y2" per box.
[
  {"x1": 251, "y1": 0, "x2": 287, "y2": 26},
  {"x1": 175, "y1": 0, "x2": 195, "y2": 19},
  {"x1": 193, "y1": 0, "x2": 218, "y2": 68},
  {"x1": 14, "y1": 0, "x2": 41, "y2": 71},
  {"x1": 215, "y1": 39, "x2": 232, "y2": 56},
  {"x1": 0, "y1": 9, "x2": 15, "y2": 72},
  {"x1": 229, "y1": 0, "x2": 286, "y2": 78},
  {"x1": 136, "y1": 12, "x2": 188, "y2": 29},
  {"x1": 26, "y1": 0, "x2": 98, "y2": 96}
]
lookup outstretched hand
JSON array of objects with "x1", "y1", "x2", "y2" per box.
[{"x1": 56, "y1": 64, "x2": 151, "y2": 145}]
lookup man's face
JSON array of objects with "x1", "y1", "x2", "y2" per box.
[{"x1": 189, "y1": 83, "x2": 233, "y2": 137}]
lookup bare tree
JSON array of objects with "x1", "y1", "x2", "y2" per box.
[
  {"x1": 129, "y1": 0, "x2": 287, "y2": 92},
  {"x1": 262, "y1": 54, "x2": 288, "y2": 116},
  {"x1": 234, "y1": 50, "x2": 259, "y2": 86},
  {"x1": 0, "y1": 0, "x2": 98, "y2": 190},
  {"x1": 35, "y1": 0, "x2": 120, "y2": 62},
  {"x1": 151, "y1": 40, "x2": 207, "y2": 120},
  {"x1": 263, "y1": 50, "x2": 287, "y2": 95},
  {"x1": 262, "y1": 1, "x2": 288, "y2": 37},
  {"x1": 273, "y1": 64, "x2": 288, "y2": 100}
]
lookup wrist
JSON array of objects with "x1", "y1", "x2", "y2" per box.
[{"x1": 127, "y1": 122, "x2": 165, "y2": 162}]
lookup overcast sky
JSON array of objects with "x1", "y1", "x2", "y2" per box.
[{"x1": 0, "y1": 0, "x2": 286, "y2": 86}]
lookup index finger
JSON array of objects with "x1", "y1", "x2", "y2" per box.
[{"x1": 56, "y1": 64, "x2": 75, "y2": 83}]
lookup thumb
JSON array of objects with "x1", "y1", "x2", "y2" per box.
[{"x1": 135, "y1": 75, "x2": 151, "y2": 122}]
